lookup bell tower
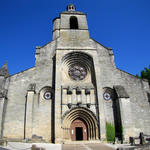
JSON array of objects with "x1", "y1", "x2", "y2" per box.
[
  {"x1": 53, "y1": 4, "x2": 104, "y2": 143},
  {"x1": 52, "y1": 4, "x2": 89, "y2": 42}
]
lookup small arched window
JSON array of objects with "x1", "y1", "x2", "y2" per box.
[{"x1": 70, "y1": 16, "x2": 78, "y2": 29}]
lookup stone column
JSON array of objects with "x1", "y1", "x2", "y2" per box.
[
  {"x1": 86, "y1": 94, "x2": 90, "y2": 104},
  {"x1": 81, "y1": 89, "x2": 86, "y2": 104},
  {"x1": 114, "y1": 85, "x2": 132, "y2": 142},
  {"x1": 119, "y1": 98, "x2": 133, "y2": 142},
  {"x1": 63, "y1": 89, "x2": 67, "y2": 104},
  {"x1": 72, "y1": 89, "x2": 76, "y2": 104},
  {"x1": 25, "y1": 90, "x2": 35, "y2": 139},
  {"x1": 0, "y1": 97, "x2": 5, "y2": 138},
  {"x1": 0, "y1": 88, "x2": 8, "y2": 138},
  {"x1": 92, "y1": 52, "x2": 106, "y2": 140},
  {"x1": 77, "y1": 94, "x2": 81, "y2": 104},
  {"x1": 76, "y1": 87, "x2": 81, "y2": 104},
  {"x1": 67, "y1": 94, "x2": 72, "y2": 104},
  {"x1": 90, "y1": 89, "x2": 95, "y2": 104},
  {"x1": 54, "y1": 50, "x2": 64, "y2": 143}
]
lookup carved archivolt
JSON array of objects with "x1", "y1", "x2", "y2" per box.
[
  {"x1": 62, "y1": 107, "x2": 99, "y2": 140},
  {"x1": 62, "y1": 52, "x2": 94, "y2": 82}
]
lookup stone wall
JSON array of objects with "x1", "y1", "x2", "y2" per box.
[
  {"x1": 95, "y1": 41, "x2": 150, "y2": 140},
  {"x1": 2, "y1": 41, "x2": 56, "y2": 142},
  {"x1": 0, "y1": 5, "x2": 150, "y2": 144}
]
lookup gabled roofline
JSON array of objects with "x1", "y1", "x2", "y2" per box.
[
  {"x1": 91, "y1": 37, "x2": 149, "y2": 84},
  {"x1": 90, "y1": 38, "x2": 112, "y2": 50},
  {"x1": 117, "y1": 68, "x2": 149, "y2": 83},
  {"x1": 9, "y1": 67, "x2": 35, "y2": 78},
  {"x1": 36, "y1": 40, "x2": 56, "y2": 49}
]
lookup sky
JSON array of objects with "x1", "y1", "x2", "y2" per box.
[{"x1": 0, "y1": 0, "x2": 150, "y2": 76}]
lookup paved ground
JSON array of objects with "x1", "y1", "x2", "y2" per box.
[
  {"x1": 62, "y1": 143, "x2": 116, "y2": 150},
  {"x1": 0, "y1": 148, "x2": 9, "y2": 150},
  {"x1": 1, "y1": 143, "x2": 115, "y2": 150},
  {"x1": 0, "y1": 142, "x2": 62, "y2": 150}
]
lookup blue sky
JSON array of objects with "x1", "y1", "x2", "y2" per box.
[{"x1": 0, "y1": 0, "x2": 150, "y2": 75}]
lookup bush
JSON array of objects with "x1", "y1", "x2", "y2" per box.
[{"x1": 106, "y1": 122, "x2": 115, "y2": 142}]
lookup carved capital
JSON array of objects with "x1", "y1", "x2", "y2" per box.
[
  {"x1": 76, "y1": 87, "x2": 81, "y2": 95},
  {"x1": 85, "y1": 88, "x2": 90, "y2": 95},
  {"x1": 28, "y1": 83, "x2": 36, "y2": 91},
  {"x1": 67, "y1": 86, "x2": 72, "y2": 95}
]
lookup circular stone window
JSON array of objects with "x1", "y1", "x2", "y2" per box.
[
  {"x1": 103, "y1": 92, "x2": 111, "y2": 101},
  {"x1": 40, "y1": 87, "x2": 52, "y2": 100},
  {"x1": 44, "y1": 91, "x2": 51, "y2": 100},
  {"x1": 68, "y1": 65, "x2": 87, "y2": 81},
  {"x1": 103, "y1": 88, "x2": 115, "y2": 101}
]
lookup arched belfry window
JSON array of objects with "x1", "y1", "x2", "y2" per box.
[{"x1": 70, "y1": 16, "x2": 78, "y2": 29}]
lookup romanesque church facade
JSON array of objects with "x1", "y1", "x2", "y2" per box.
[{"x1": 0, "y1": 4, "x2": 150, "y2": 143}]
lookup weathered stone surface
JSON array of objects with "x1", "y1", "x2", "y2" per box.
[
  {"x1": 0, "y1": 4, "x2": 150, "y2": 144},
  {"x1": 114, "y1": 85, "x2": 129, "y2": 98}
]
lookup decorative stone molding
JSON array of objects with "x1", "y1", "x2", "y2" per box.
[
  {"x1": 76, "y1": 87, "x2": 81, "y2": 95},
  {"x1": 87, "y1": 103, "x2": 91, "y2": 108},
  {"x1": 85, "y1": 88, "x2": 90, "y2": 95},
  {"x1": 67, "y1": 86, "x2": 72, "y2": 95},
  {"x1": 28, "y1": 83, "x2": 36, "y2": 91},
  {"x1": 62, "y1": 107, "x2": 99, "y2": 140},
  {"x1": 67, "y1": 103, "x2": 72, "y2": 109}
]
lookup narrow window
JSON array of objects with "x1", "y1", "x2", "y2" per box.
[{"x1": 70, "y1": 16, "x2": 78, "y2": 29}]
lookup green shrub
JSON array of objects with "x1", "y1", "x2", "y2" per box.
[{"x1": 106, "y1": 122, "x2": 115, "y2": 142}]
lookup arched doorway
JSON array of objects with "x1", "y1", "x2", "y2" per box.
[
  {"x1": 62, "y1": 107, "x2": 99, "y2": 141},
  {"x1": 70, "y1": 118, "x2": 87, "y2": 141}
]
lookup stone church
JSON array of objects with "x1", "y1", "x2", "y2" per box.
[{"x1": 0, "y1": 4, "x2": 150, "y2": 143}]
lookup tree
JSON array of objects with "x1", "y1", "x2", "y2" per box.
[{"x1": 136, "y1": 65, "x2": 150, "y2": 85}]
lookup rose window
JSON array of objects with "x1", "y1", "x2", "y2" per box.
[{"x1": 68, "y1": 65, "x2": 87, "y2": 81}]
